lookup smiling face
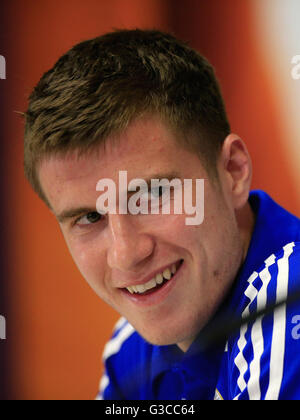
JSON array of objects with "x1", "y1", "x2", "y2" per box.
[{"x1": 38, "y1": 114, "x2": 253, "y2": 351}]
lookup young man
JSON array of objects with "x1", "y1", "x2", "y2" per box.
[{"x1": 24, "y1": 29, "x2": 300, "y2": 400}]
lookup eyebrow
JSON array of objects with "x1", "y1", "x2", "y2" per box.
[
  {"x1": 146, "y1": 171, "x2": 182, "y2": 182},
  {"x1": 55, "y1": 207, "x2": 98, "y2": 224},
  {"x1": 55, "y1": 171, "x2": 183, "y2": 224}
]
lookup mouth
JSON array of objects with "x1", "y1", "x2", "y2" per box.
[{"x1": 120, "y1": 259, "x2": 184, "y2": 301}]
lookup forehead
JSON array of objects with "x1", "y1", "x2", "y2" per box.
[{"x1": 38, "y1": 115, "x2": 207, "y2": 210}]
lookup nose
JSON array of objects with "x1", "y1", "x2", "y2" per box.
[{"x1": 107, "y1": 214, "x2": 155, "y2": 272}]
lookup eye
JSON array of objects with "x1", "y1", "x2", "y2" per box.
[
  {"x1": 150, "y1": 186, "x2": 171, "y2": 205},
  {"x1": 149, "y1": 186, "x2": 165, "y2": 199},
  {"x1": 75, "y1": 211, "x2": 103, "y2": 226},
  {"x1": 137, "y1": 186, "x2": 166, "y2": 205},
  {"x1": 140, "y1": 186, "x2": 167, "y2": 202}
]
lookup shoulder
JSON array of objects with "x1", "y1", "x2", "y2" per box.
[
  {"x1": 229, "y1": 241, "x2": 300, "y2": 400},
  {"x1": 97, "y1": 317, "x2": 154, "y2": 400},
  {"x1": 244, "y1": 241, "x2": 300, "y2": 309},
  {"x1": 235, "y1": 241, "x2": 300, "y2": 315},
  {"x1": 102, "y1": 317, "x2": 136, "y2": 361},
  {"x1": 102, "y1": 317, "x2": 153, "y2": 363}
]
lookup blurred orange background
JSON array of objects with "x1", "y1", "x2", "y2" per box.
[{"x1": 1, "y1": 0, "x2": 300, "y2": 400}]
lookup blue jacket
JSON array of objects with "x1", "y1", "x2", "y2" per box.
[{"x1": 97, "y1": 190, "x2": 300, "y2": 400}]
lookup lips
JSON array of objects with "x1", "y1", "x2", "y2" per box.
[{"x1": 122, "y1": 259, "x2": 183, "y2": 296}]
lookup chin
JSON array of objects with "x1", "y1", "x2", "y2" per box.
[
  {"x1": 144, "y1": 334, "x2": 179, "y2": 347},
  {"x1": 135, "y1": 322, "x2": 199, "y2": 348}
]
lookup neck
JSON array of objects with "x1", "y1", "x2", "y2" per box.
[
  {"x1": 176, "y1": 201, "x2": 256, "y2": 354},
  {"x1": 236, "y1": 201, "x2": 256, "y2": 261}
]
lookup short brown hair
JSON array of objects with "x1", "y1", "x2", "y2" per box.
[{"x1": 24, "y1": 29, "x2": 230, "y2": 205}]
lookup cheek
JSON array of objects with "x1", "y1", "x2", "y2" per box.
[
  {"x1": 203, "y1": 207, "x2": 242, "y2": 280},
  {"x1": 155, "y1": 214, "x2": 197, "y2": 246},
  {"x1": 67, "y1": 239, "x2": 107, "y2": 286},
  {"x1": 155, "y1": 215, "x2": 209, "y2": 268}
]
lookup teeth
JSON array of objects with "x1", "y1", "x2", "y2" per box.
[
  {"x1": 155, "y1": 273, "x2": 164, "y2": 284},
  {"x1": 127, "y1": 286, "x2": 134, "y2": 294},
  {"x1": 126, "y1": 262, "x2": 179, "y2": 294},
  {"x1": 136, "y1": 284, "x2": 146, "y2": 293},
  {"x1": 163, "y1": 268, "x2": 171, "y2": 280},
  {"x1": 145, "y1": 278, "x2": 157, "y2": 290}
]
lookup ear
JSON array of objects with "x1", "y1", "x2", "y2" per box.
[{"x1": 219, "y1": 134, "x2": 252, "y2": 209}]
